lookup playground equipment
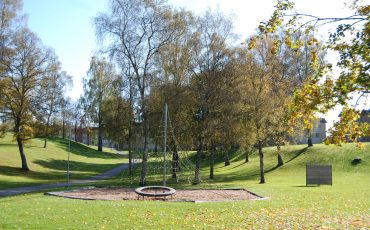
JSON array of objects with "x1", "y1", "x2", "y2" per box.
[{"x1": 135, "y1": 186, "x2": 176, "y2": 200}]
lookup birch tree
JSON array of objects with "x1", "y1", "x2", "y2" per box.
[
  {"x1": 190, "y1": 9, "x2": 236, "y2": 184},
  {"x1": 37, "y1": 64, "x2": 72, "y2": 148},
  {"x1": 94, "y1": 0, "x2": 178, "y2": 185},
  {"x1": 83, "y1": 57, "x2": 116, "y2": 152}
]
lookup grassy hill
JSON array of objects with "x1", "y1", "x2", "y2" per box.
[
  {"x1": 0, "y1": 142, "x2": 369, "y2": 229},
  {"x1": 205, "y1": 143, "x2": 369, "y2": 186},
  {"x1": 110, "y1": 142, "x2": 369, "y2": 188},
  {"x1": 0, "y1": 134, "x2": 127, "y2": 189}
]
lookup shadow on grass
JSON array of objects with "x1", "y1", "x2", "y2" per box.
[
  {"x1": 0, "y1": 143, "x2": 20, "y2": 148},
  {"x1": 230, "y1": 161, "x2": 247, "y2": 169},
  {"x1": 286, "y1": 147, "x2": 308, "y2": 163},
  {"x1": 0, "y1": 180, "x2": 58, "y2": 190},
  {"x1": 116, "y1": 155, "x2": 280, "y2": 186},
  {"x1": 33, "y1": 159, "x2": 122, "y2": 173},
  {"x1": 119, "y1": 161, "x2": 264, "y2": 186},
  {"x1": 0, "y1": 138, "x2": 49, "y2": 149},
  {"x1": 228, "y1": 147, "x2": 308, "y2": 171},
  {"x1": 52, "y1": 137, "x2": 124, "y2": 160},
  {"x1": 0, "y1": 165, "x2": 67, "y2": 181},
  {"x1": 292, "y1": 185, "x2": 320, "y2": 187},
  {"x1": 241, "y1": 147, "x2": 309, "y2": 178},
  {"x1": 232, "y1": 149, "x2": 257, "y2": 162},
  {"x1": 115, "y1": 147, "x2": 311, "y2": 187},
  {"x1": 0, "y1": 159, "x2": 123, "y2": 189}
]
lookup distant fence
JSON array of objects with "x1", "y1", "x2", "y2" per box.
[{"x1": 306, "y1": 165, "x2": 332, "y2": 186}]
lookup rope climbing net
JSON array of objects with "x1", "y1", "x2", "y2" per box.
[{"x1": 120, "y1": 104, "x2": 197, "y2": 186}]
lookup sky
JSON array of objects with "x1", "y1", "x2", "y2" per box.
[{"x1": 22, "y1": 0, "x2": 363, "y2": 129}]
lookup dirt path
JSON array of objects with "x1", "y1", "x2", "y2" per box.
[{"x1": 0, "y1": 163, "x2": 129, "y2": 197}]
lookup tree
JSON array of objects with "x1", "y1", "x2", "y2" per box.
[
  {"x1": 60, "y1": 97, "x2": 73, "y2": 139},
  {"x1": 250, "y1": 26, "x2": 328, "y2": 148},
  {"x1": 259, "y1": 0, "x2": 369, "y2": 146},
  {"x1": 83, "y1": 57, "x2": 116, "y2": 152},
  {"x1": 71, "y1": 100, "x2": 83, "y2": 142},
  {"x1": 147, "y1": 10, "x2": 196, "y2": 179},
  {"x1": 37, "y1": 65, "x2": 72, "y2": 148},
  {"x1": 281, "y1": 31, "x2": 328, "y2": 147},
  {"x1": 226, "y1": 48, "x2": 258, "y2": 164},
  {"x1": 203, "y1": 60, "x2": 242, "y2": 176},
  {"x1": 0, "y1": 0, "x2": 23, "y2": 110},
  {"x1": 0, "y1": 28, "x2": 54, "y2": 171},
  {"x1": 95, "y1": 0, "x2": 180, "y2": 185},
  {"x1": 241, "y1": 36, "x2": 292, "y2": 183},
  {"x1": 122, "y1": 63, "x2": 136, "y2": 176},
  {"x1": 190, "y1": 9, "x2": 236, "y2": 184},
  {"x1": 0, "y1": 0, "x2": 23, "y2": 70},
  {"x1": 102, "y1": 76, "x2": 131, "y2": 149}
]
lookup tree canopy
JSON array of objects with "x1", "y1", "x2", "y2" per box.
[
  {"x1": 253, "y1": 0, "x2": 369, "y2": 147},
  {"x1": 0, "y1": 0, "x2": 72, "y2": 170}
]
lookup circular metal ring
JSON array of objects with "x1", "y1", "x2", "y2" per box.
[{"x1": 135, "y1": 186, "x2": 176, "y2": 197}]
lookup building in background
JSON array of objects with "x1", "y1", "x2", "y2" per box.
[
  {"x1": 358, "y1": 109, "x2": 370, "y2": 142},
  {"x1": 295, "y1": 118, "x2": 327, "y2": 144}
]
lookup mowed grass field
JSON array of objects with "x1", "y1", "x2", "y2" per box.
[
  {"x1": 0, "y1": 134, "x2": 126, "y2": 189},
  {"x1": 0, "y1": 140, "x2": 369, "y2": 229}
]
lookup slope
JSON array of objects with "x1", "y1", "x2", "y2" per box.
[{"x1": 0, "y1": 134, "x2": 126, "y2": 189}]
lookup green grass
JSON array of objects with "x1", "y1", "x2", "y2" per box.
[
  {"x1": 0, "y1": 142, "x2": 369, "y2": 229},
  {"x1": 0, "y1": 134, "x2": 127, "y2": 189}
]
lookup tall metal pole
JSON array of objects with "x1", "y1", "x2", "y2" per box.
[
  {"x1": 67, "y1": 123, "x2": 71, "y2": 187},
  {"x1": 163, "y1": 103, "x2": 168, "y2": 186}
]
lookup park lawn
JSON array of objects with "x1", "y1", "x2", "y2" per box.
[
  {"x1": 0, "y1": 143, "x2": 369, "y2": 229},
  {"x1": 0, "y1": 134, "x2": 127, "y2": 189}
]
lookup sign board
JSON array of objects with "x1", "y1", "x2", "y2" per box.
[{"x1": 306, "y1": 165, "x2": 332, "y2": 186}]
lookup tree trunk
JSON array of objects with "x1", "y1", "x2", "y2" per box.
[
  {"x1": 87, "y1": 129, "x2": 90, "y2": 146},
  {"x1": 139, "y1": 90, "x2": 149, "y2": 186},
  {"x1": 209, "y1": 143, "x2": 215, "y2": 179},
  {"x1": 128, "y1": 73, "x2": 133, "y2": 176},
  {"x1": 139, "y1": 114, "x2": 149, "y2": 186},
  {"x1": 307, "y1": 129, "x2": 313, "y2": 147},
  {"x1": 43, "y1": 115, "x2": 51, "y2": 148},
  {"x1": 277, "y1": 145, "x2": 284, "y2": 166},
  {"x1": 193, "y1": 135, "x2": 202, "y2": 185},
  {"x1": 17, "y1": 138, "x2": 29, "y2": 171},
  {"x1": 62, "y1": 119, "x2": 65, "y2": 139},
  {"x1": 128, "y1": 127, "x2": 133, "y2": 176},
  {"x1": 258, "y1": 141, "x2": 265, "y2": 184},
  {"x1": 43, "y1": 134, "x2": 48, "y2": 148},
  {"x1": 172, "y1": 144, "x2": 179, "y2": 179},
  {"x1": 224, "y1": 148, "x2": 231, "y2": 166},
  {"x1": 245, "y1": 147, "x2": 249, "y2": 163},
  {"x1": 98, "y1": 125, "x2": 103, "y2": 152},
  {"x1": 74, "y1": 121, "x2": 78, "y2": 142}
]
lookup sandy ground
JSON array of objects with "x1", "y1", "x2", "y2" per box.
[{"x1": 46, "y1": 187, "x2": 263, "y2": 202}]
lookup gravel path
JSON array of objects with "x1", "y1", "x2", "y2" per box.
[{"x1": 46, "y1": 187, "x2": 265, "y2": 202}]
